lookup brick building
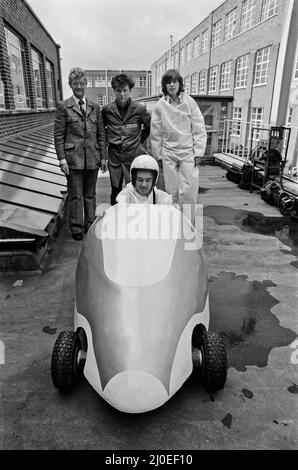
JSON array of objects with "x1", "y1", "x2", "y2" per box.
[
  {"x1": 0, "y1": 0, "x2": 63, "y2": 138},
  {"x1": 84, "y1": 69, "x2": 151, "y2": 105},
  {"x1": 150, "y1": 0, "x2": 297, "y2": 168}
]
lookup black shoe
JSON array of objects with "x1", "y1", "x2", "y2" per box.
[{"x1": 72, "y1": 232, "x2": 83, "y2": 241}]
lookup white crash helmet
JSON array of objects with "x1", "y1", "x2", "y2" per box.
[{"x1": 130, "y1": 155, "x2": 159, "y2": 186}]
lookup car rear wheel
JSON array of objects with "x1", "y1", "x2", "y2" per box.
[
  {"x1": 51, "y1": 331, "x2": 86, "y2": 391},
  {"x1": 192, "y1": 324, "x2": 227, "y2": 393}
]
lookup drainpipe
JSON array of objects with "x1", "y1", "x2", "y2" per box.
[
  {"x1": 105, "y1": 69, "x2": 108, "y2": 103},
  {"x1": 270, "y1": 0, "x2": 296, "y2": 125},
  {"x1": 56, "y1": 43, "x2": 63, "y2": 101},
  {"x1": 207, "y1": 9, "x2": 214, "y2": 95}
]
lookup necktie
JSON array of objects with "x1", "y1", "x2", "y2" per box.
[{"x1": 78, "y1": 99, "x2": 86, "y2": 118}]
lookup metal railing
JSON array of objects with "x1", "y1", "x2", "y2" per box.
[{"x1": 221, "y1": 119, "x2": 270, "y2": 161}]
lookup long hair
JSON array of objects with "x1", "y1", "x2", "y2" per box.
[{"x1": 161, "y1": 69, "x2": 184, "y2": 96}]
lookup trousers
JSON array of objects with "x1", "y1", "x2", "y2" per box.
[
  {"x1": 163, "y1": 154, "x2": 199, "y2": 204},
  {"x1": 67, "y1": 169, "x2": 99, "y2": 233}
]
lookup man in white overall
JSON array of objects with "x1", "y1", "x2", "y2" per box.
[{"x1": 150, "y1": 69, "x2": 207, "y2": 205}]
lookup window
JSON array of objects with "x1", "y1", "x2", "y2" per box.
[
  {"x1": 225, "y1": 8, "x2": 237, "y2": 41},
  {"x1": 135, "y1": 76, "x2": 147, "y2": 87},
  {"x1": 0, "y1": 79, "x2": 4, "y2": 108},
  {"x1": 220, "y1": 60, "x2": 232, "y2": 90},
  {"x1": 5, "y1": 27, "x2": 29, "y2": 109},
  {"x1": 209, "y1": 66, "x2": 218, "y2": 92},
  {"x1": 31, "y1": 49, "x2": 45, "y2": 108},
  {"x1": 251, "y1": 107, "x2": 264, "y2": 126},
  {"x1": 97, "y1": 95, "x2": 104, "y2": 106},
  {"x1": 254, "y1": 46, "x2": 271, "y2": 85},
  {"x1": 199, "y1": 70, "x2": 206, "y2": 93},
  {"x1": 235, "y1": 54, "x2": 249, "y2": 88},
  {"x1": 201, "y1": 30, "x2": 209, "y2": 54},
  {"x1": 180, "y1": 46, "x2": 185, "y2": 65},
  {"x1": 184, "y1": 76, "x2": 190, "y2": 94},
  {"x1": 87, "y1": 79, "x2": 92, "y2": 87},
  {"x1": 193, "y1": 36, "x2": 200, "y2": 57},
  {"x1": 211, "y1": 19, "x2": 222, "y2": 48},
  {"x1": 95, "y1": 76, "x2": 106, "y2": 87},
  {"x1": 191, "y1": 73, "x2": 198, "y2": 94},
  {"x1": 294, "y1": 56, "x2": 298, "y2": 79},
  {"x1": 240, "y1": 0, "x2": 257, "y2": 33},
  {"x1": 45, "y1": 60, "x2": 55, "y2": 108},
  {"x1": 232, "y1": 107, "x2": 243, "y2": 136},
  {"x1": 186, "y1": 42, "x2": 192, "y2": 62},
  {"x1": 251, "y1": 107, "x2": 264, "y2": 138},
  {"x1": 174, "y1": 51, "x2": 179, "y2": 68},
  {"x1": 287, "y1": 107, "x2": 293, "y2": 126},
  {"x1": 261, "y1": 0, "x2": 278, "y2": 21}
]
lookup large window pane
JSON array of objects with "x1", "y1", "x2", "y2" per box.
[
  {"x1": 5, "y1": 27, "x2": 29, "y2": 109},
  {"x1": 0, "y1": 79, "x2": 5, "y2": 108},
  {"x1": 46, "y1": 60, "x2": 55, "y2": 108},
  {"x1": 31, "y1": 49, "x2": 45, "y2": 108}
]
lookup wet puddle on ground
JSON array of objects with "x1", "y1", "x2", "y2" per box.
[
  {"x1": 204, "y1": 206, "x2": 298, "y2": 264},
  {"x1": 209, "y1": 272, "x2": 296, "y2": 371},
  {"x1": 204, "y1": 206, "x2": 297, "y2": 371}
]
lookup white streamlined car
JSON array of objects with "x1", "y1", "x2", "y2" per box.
[{"x1": 51, "y1": 204, "x2": 227, "y2": 413}]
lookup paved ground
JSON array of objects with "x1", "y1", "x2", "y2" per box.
[{"x1": 0, "y1": 165, "x2": 297, "y2": 450}]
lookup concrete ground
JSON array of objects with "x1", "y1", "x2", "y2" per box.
[{"x1": 0, "y1": 165, "x2": 297, "y2": 450}]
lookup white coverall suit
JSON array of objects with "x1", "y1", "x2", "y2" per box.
[{"x1": 150, "y1": 92, "x2": 207, "y2": 204}]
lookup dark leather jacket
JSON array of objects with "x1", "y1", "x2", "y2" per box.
[{"x1": 102, "y1": 99, "x2": 151, "y2": 164}]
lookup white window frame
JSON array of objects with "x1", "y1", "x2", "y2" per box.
[
  {"x1": 174, "y1": 51, "x2": 179, "y2": 68},
  {"x1": 224, "y1": 8, "x2": 237, "y2": 41},
  {"x1": 240, "y1": 0, "x2": 257, "y2": 33},
  {"x1": 251, "y1": 107, "x2": 264, "y2": 139},
  {"x1": 180, "y1": 46, "x2": 185, "y2": 65},
  {"x1": 199, "y1": 70, "x2": 206, "y2": 93},
  {"x1": 0, "y1": 78, "x2": 5, "y2": 108},
  {"x1": 184, "y1": 75, "x2": 190, "y2": 94},
  {"x1": 235, "y1": 54, "x2": 249, "y2": 88},
  {"x1": 220, "y1": 60, "x2": 232, "y2": 91},
  {"x1": 287, "y1": 107, "x2": 293, "y2": 126},
  {"x1": 211, "y1": 19, "x2": 222, "y2": 48},
  {"x1": 201, "y1": 30, "x2": 209, "y2": 54},
  {"x1": 232, "y1": 107, "x2": 243, "y2": 136},
  {"x1": 45, "y1": 60, "x2": 55, "y2": 108},
  {"x1": 209, "y1": 65, "x2": 218, "y2": 93},
  {"x1": 5, "y1": 27, "x2": 29, "y2": 109},
  {"x1": 135, "y1": 76, "x2": 147, "y2": 87},
  {"x1": 254, "y1": 46, "x2": 271, "y2": 86},
  {"x1": 261, "y1": 0, "x2": 278, "y2": 21},
  {"x1": 193, "y1": 36, "x2": 200, "y2": 57},
  {"x1": 31, "y1": 49, "x2": 45, "y2": 108},
  {"x1": 294, "y1": 55, "x2": 298, "y2": 79},
  {"x1": 191, "y1": 73, "x2": 198, "y2": 94},
  {"x1": 95, "y1": 76, "x2": 106, "y2": 87},
  {"x1": 186, "y1": 42, "x2": 192, "y2": 62}
]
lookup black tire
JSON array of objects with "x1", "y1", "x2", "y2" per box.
[
  {"x1": 192, "y1": 325, "x2": 227, "y2": 393},
  {"x1": 51, "y1": 331, "x2": 85, "y2": 391}
]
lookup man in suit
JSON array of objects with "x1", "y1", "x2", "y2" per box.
[
  {"x1": 54, "y1": 67, "x2": 107, "y2": 240},
  {"x1": 102, "y1": 74, "x2": 151, "y2": 205}
]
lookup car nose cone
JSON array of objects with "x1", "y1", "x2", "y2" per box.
[{"x1": 103, "y1": 369, "x2": 168, "y2": 413}]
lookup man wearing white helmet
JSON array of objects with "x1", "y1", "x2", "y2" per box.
[{"x1": 116, "y1": 155, "x2": 174, "y2": 204}]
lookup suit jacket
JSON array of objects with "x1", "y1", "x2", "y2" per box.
[
  {"x1": 54, "y1": 96, "x2": 107, "y2": 170},
  {"x1": 102, "y1": 100, "x2": 151, "y2": 165}
]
